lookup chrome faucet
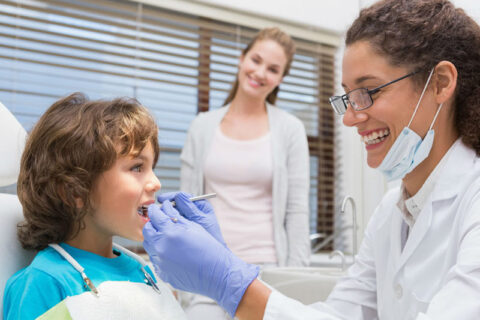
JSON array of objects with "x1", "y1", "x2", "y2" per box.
[
  {"x1": 329, "y1": 250, "x2": 346, "y2": 271},
  {"x1": 310, "y1": 233, "x2": 326, "y2": 253},
  {"x1": 341, "y1": 195, "x2": 357, "y2": 262},
  {"x1": 309, "y1": 233, "x2": 326, "y2": 242}
]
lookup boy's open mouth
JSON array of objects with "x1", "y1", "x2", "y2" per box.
[{"x1": 137, "y1": 205, "x2": 149, "y2": 218}]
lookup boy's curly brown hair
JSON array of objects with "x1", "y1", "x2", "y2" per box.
[{"x1": 17, "y1": 92, "x2": 160, "y2": 250}]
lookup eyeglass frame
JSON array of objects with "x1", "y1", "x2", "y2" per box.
[{"x1": 329, "y1": 70, "x2": 422, "y2": 115}]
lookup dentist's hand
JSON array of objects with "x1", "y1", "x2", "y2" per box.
[
  {"x1": 156, "y1": 192, "x2": 225, "y2": 246},
  {"x1": 143, "y1": 200, "x2": 259, "y2": 318}
]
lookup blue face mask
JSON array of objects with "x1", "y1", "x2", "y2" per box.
[{"x1": 378, "y1": 69, "x2": 444, "y2": 181}]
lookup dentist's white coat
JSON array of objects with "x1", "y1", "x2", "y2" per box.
[{"x1": 264, "y1": 139, "x2": 480, "y2": 320}]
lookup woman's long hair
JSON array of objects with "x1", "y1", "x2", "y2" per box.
[{"x1": 223, "y1": 27, "x2": 296, "y2": 106}]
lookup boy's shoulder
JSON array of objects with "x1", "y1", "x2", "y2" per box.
[
  {"x1": 6, "y1": 246, "x2": 82, "y2": 295},
  {"x1": 3, "y1": 245, "x2": 146, "y2": 319},
  {"x1": 3, "y1": 247, "x2": 77, "y2": 320},
  {"x1": 26, "y1": 246, "x2": 81, "y2": 278}
]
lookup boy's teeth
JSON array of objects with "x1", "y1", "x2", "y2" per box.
[{"x1": 137, "y1": 205, "x2": 148, "y2": 218}]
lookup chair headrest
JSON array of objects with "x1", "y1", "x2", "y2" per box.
[{"x1": 0, "y1": 102, "x2": 27, "y2": 187}]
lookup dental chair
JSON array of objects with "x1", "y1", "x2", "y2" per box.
[{"x1": 0, "y1": 102, "x2": 34, "y2": 315}]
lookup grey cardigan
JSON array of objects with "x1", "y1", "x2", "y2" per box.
[{"x1": 180, "y1": 103, "x2": 310, "y2": 266}]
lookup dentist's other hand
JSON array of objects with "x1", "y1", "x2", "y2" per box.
[
  {"x1": 156, "y1": 192, "x2": 225, "y2": 246},
  {"x1": 143, "y1": 200, "x2": 259, "y2": 318}
]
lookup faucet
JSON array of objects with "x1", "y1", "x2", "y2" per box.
[
  {"x1": 310, "y1": 233, "x2": 326, "y2": 253},
  {"x1": 341, "y1": 195, "x2": 357, "y2": 262},
  {"x1": 309, "y1": 233, "x2": 326, "y2": 242},
  {"x1": 329, "y1": 250, "x2": 346, "y2": 271}
]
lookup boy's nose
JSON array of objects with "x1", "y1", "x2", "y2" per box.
[{"x1": 147, "y1": 172, "x2": 161, "y2": 193}]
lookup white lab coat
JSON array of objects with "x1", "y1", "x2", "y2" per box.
[{"x1": 264, "y1": 139, "x2": 480, "y2": 320}]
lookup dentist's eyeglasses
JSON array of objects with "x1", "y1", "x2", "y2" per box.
[{"x1": 329, "y1": 70, "x2": 421, "y2": 115}]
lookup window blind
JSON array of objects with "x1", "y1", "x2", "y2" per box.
[{"x1": 0, "y1": 0, "x2": 336, "y2": 247}]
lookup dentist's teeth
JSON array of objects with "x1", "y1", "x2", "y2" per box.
[{"x1": 363, "y1": 129, "x2": 390, "y2": 145}]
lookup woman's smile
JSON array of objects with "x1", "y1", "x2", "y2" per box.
[
  {"x1": 247, "y1": 74, "x2": 264, "y2": 88},
  {"x1": 360, "y1": 128, "x2": 391, "y2": 150}
]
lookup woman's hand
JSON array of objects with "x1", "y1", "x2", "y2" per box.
[
  {"x1": 156, "y1": 192, "x2": 226, "y2": 246},
  {"x1": 143, "y1": 200, "x2": 259, "y2": 318}
]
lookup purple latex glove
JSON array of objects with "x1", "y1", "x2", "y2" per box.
[
  {"x1": 156, "y1": 192, "x2": 226, "y2": 246},
  {"x1": 143, "y1": 200, "x2": 259, "y2": 318}
]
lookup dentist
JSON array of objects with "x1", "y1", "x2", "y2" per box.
[{"x1": 143, "y1": 0, "x2": 480, "y2": 319}]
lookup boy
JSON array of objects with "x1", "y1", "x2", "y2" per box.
[{"x1": 3, "y1": 93, "x2": 186, "y2": 319}]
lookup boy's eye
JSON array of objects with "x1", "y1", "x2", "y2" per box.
[{"x1": 131, "y1": 164, "x2": 143, "y2": 172}]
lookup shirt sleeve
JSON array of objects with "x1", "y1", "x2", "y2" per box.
[
  {"x1": 264, "y1": 206, "x2": 380, "y2": 320},
  {"x1": 180, "y1": 114, "x2": 200, "y2": 195},
  {"x1": 323, "y1": 201, "x2": 380, "y2": 320},
  {"x1": 3, "y1": 268, "x2": 65, "y2": 320},
  {"x1": 284, "y1": 118, "x2": 311, "y2": 266},
  {"x1": 264, "y1": 291, "x2": 345, "y2": 320}
]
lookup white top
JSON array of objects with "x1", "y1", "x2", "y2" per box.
[
  {"x1": 263, "y1": 139, "x2": 480, "y2": 320},
  {"x1": 203, "y1": 127, "x2": 276, "y2": 264},
  {"x1": 180, "y1": 103, "x2": 310, "y2": 266}
]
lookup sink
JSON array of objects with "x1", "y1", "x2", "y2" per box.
[
  {"x1": 309, "y1": 253, "x2": 354, "y2": 268},
  {"x1": 259, "y1": 267, "x2": 346, "y2": 304}
]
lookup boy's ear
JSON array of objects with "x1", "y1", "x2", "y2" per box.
[
  {"x1": 57, "y1": 185, "x2": 68, "y2": 205},
  {"x1": 74, "y1": 198, "x2": 84, "y2": 209},
  {"x1": 57, "y1": 184, "x2": 84, "y2": 209}
]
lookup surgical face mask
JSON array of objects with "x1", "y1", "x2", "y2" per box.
[{"x1": 378, "y1": 69, "x2": 444, "y2": 181}]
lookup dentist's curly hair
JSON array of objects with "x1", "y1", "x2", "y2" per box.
[
  {"x1": 17, "y1": 92, "x2": 160, "y2": 250},
  {"x1": 345, "y1": 0, "x2": 480, "y2": 155},
  {"x1": 346, "y1": 0, "x2": 480, "y2": 155}
]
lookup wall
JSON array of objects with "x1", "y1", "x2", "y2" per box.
[
  {"x1": 194, "y1": 0, "x2": 480, "y2": 31},
  {"x1": 192, "y1": 0, "x2": 362, "y2": 34}
]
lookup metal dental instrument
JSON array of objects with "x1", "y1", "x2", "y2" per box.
[
  {"x1": 159, "y1": 193, "x2": 217, "y2": 208},
  {"x1": 162, "y1": 193, "x2": 216, "y2": 223},
  {"x1": 187, "y1": 193, "x2": 217, "y2": 202}
]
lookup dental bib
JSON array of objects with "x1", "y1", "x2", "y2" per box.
[
  {"x1": 40, "y1": 281, "x2": 185, "y2": 320},
  {"x1": 40, "y1": 243, "x2": 186, "y2": 320}
]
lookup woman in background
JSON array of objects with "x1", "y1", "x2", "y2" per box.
[{"x1": 177, "y1": 27, "x2": 310, "y2": 319}]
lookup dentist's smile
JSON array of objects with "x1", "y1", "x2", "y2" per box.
[{"x1": 360, "y1": 128, "x2": 390, "y2": 150}]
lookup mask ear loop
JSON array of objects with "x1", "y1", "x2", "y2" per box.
[
  {"x1": 407, "y1": 68, "x2": 435, "y2": 128},
  {"x1": 428, "y1": 102, "x2": 444, "y2": 131}
]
